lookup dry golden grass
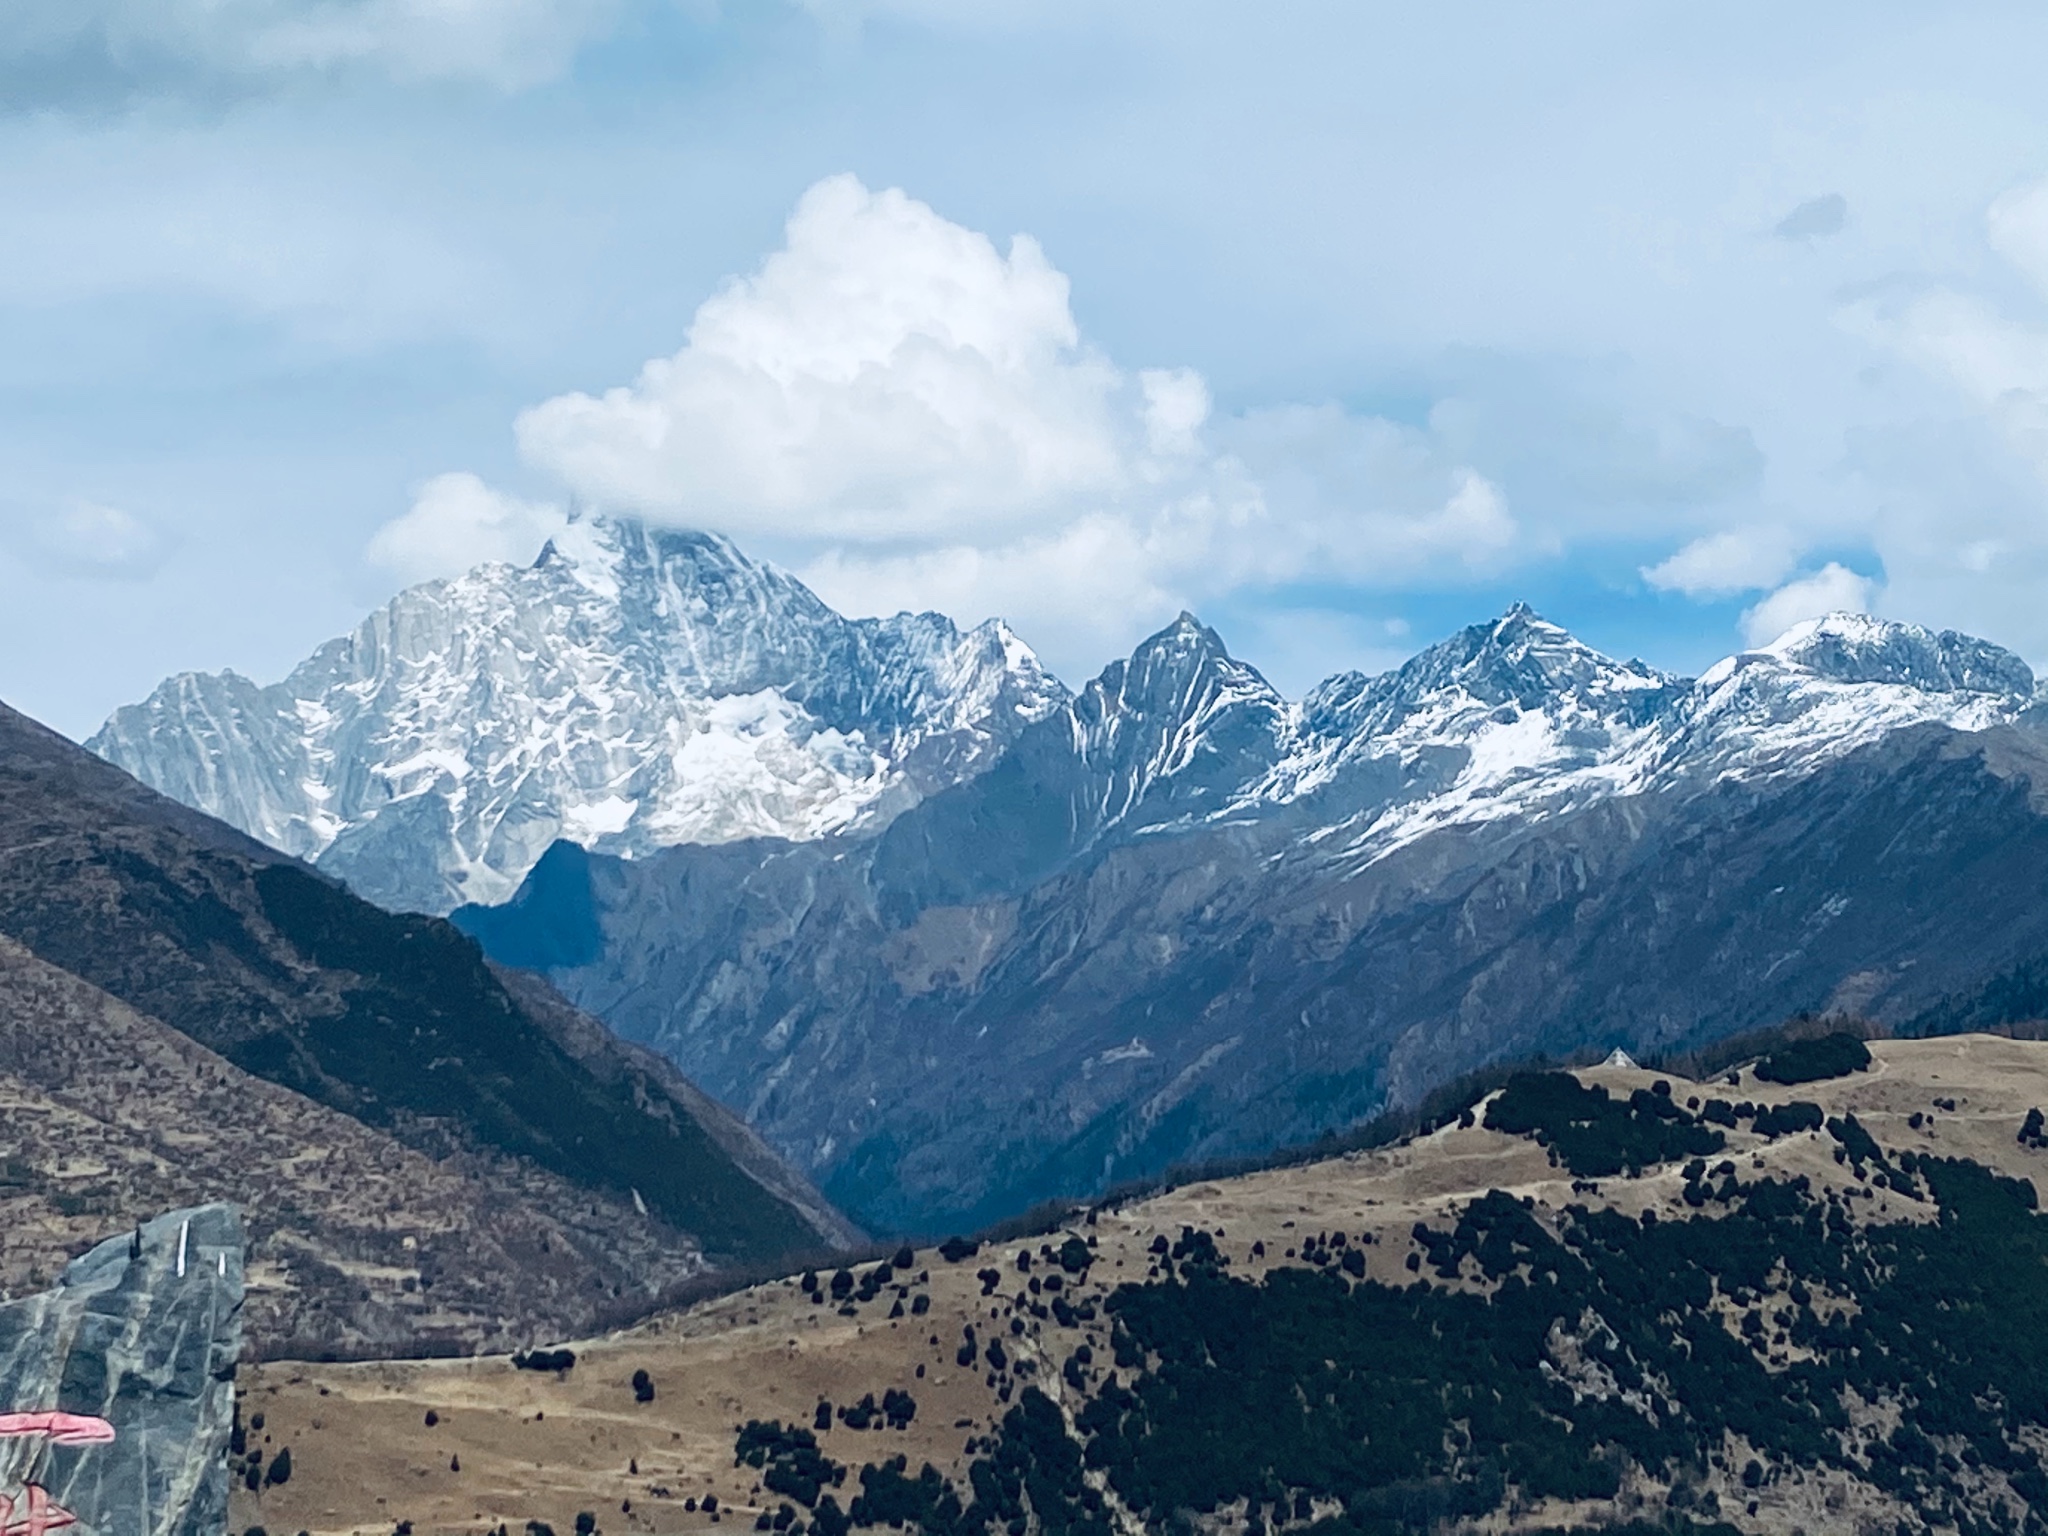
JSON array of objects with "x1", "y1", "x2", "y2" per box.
[{"x1": 229, "y1": 1035, "x2": 2048, "y2": 1536}]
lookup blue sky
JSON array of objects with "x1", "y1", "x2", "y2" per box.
[{"x1": 6, "y1": 3, "x2": 2048, "y2": 735}]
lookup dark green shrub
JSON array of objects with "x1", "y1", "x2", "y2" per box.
[
  {"x1": 513, "y1": 1348, "x2": 576, "y2": 1373},
  {"x1": 1485, "y1": 1072, "x2": 1722, "y2": 1175},
  {"x1": 1754, "y1": 1033, "x2": 1871, "y2": 1085},
  {"x1": 1752, "y1": 1101, "x2": 1822, "y2": 1138},
  {"x1": 738, "y1": 1420, "x2": 846, "y2": 1507}
]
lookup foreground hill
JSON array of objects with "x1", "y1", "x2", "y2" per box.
[
  {"x1": 0, "y1": 698, "x2": 855, "y2": 1355},
  {"x1": 229, "y1": 1033, "x2": 2048, "y2": 1536}
]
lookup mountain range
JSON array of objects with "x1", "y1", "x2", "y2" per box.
[{"x1": 90, "y1": 518, "x2": 2048, "y2": 1233}]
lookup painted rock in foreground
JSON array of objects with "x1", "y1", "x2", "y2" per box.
[{"x1": 0, "y1": 1205, "x2": 243, "y2": 1536}]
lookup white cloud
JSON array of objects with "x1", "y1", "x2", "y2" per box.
[
  {"x1": 508, "y1": 174, "x2": 1525, "y2": 674},
  {"x1": 518, "y1": 174, "x2": 1127, "y2": 543},
  {"x1": 800, "y1": 515, "x2": 1185, "y2": 669},
  {"x1": 1833, "y1": 174, "x2": 2048, "y2": 662},
  {"x1": 1740, "y1": 563, "x2": 1878, "y2": 649},
  {"x1": 795, "y1": 460, "x2": 1513, "y2": 679},
  {"x1": 365, "y1": 472, "x2": 565, "y2": 585},
  {"x1": 1139, "y1": 368, "x2": 1209, "y2": 461},
  {"x1": 1642, "y1": 526, "x2": 1800, "y2": 597},
  {"x1": 1878, "y1": 288, "x2": 2048, "y2": 407},
  {"x1": 1851, "y1": 177, "x2": 2048, "y2": 482},
  {"x1": 1988, "y1": 179, "x2": 2048, "y2": 293},
  {"x1": 0, "y1": 0, "x2": 620, "y2": 99},
  {"x1": 1220, "y1": 404, "x2": 1524, "y2": 579},
  {"x1": 26, "y1": 501, "x2": 174, "y2": 578}
]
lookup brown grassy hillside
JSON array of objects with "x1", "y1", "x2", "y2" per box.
[{"x1": 226, "y1": 1035, "x2": 2048, "y2": 1536}]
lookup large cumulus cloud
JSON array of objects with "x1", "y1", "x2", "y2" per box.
[
  {"x1": 423, "y1": 174, "x2": 1521, "y2": 675},
  {"x1": 516, "y1": 175, "x2": 1131, "y2": 544}
]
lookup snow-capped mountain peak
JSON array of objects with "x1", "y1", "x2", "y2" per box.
[
  {"x1": 1214, "y1": 607, "x2": 2039, "y2": 871},
  {"x1": 1665, "y1": 612, "x2": 2031, "y2": 791},
  {"x1": 89, "y1": 516, "x2": 1065, "y2": 914},
  {"x1": 1715, "y1": 611, "x2": 2035, "y2": 699},
  {"x1": 1065, "y1": 612, "x2": 1293, "y2": 830},
  {"x1": 1256, "y1": 607, "x2": 1678, "y2": 831}
]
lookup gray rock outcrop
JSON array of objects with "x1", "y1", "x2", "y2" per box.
[{"x1": 0, "y1": 1205, "x2": 242, "y2": 1536}]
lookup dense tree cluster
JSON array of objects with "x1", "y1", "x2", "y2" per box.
[
  {"x1": 1076, "y1": 1157, "x2": 2048, "y2": 1536},
  {"x1": 736, "y1": 1419, "x2": 848, "y2": 1510},
  {"x1": 511, "y1": 1348, "x2": 576, "y2": 1373},
  {"x1": 1749, "y1": 1101, "x2": 1823, "y2": 1138},
  {"x1": 1483, "y1": 1073, "x2": 1724, "y2": 1176},
  {"x1": 1752, "y1": 1032, "x2": 1872, "y2": 1085}
]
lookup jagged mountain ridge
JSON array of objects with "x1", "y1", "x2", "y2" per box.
[
  {"x1": 90, "y1": 518, "x2": 1062, "y2": 914},
  {"x1": 455, "y1": 593, "x2": 2048, "y2": 1231},
  {"x1": 90, "y1": 513, "x2": 2037, "y2": 924},
  {"x1": 857, "y1": 605, "x2": 2039, "y2": 920},
  {"x1": 848, "y1": 603, "x2": 2041, "y2": 902}
]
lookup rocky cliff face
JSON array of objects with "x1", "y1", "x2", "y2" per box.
[
  {"x1": 0, "y1": 1205, "x2": 241, "y2": 1536},
  {"x1": 90, "y1": 518, "x2": 1061, "y2": 915},
  {"x1": 459, "y1": 607, "x2": 2048, "y2": 1233}
]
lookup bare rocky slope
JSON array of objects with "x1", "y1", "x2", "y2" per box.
[
  {"x1": 227, "y1": 1033, "x2": 2048, "y2": 1536},
  {"x1": 0, "y1": 697, "x2": 856, "y2": 1357}
]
